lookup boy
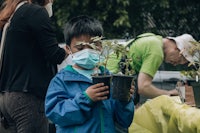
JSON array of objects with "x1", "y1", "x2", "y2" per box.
[{"x1": 45, "y1": 15, "x2": 134, "y2": 133}]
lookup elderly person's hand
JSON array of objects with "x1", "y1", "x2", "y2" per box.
[{"x1": 168, "y1": 89, "x2": 179, "y2": 96}]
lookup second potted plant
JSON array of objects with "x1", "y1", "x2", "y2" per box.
[
  {"x1": 181, "y1": 40, "x2": 200, "y2": 107},
  {"x1": 111, "y1": 42, "x2": 135, "y2": 102}
]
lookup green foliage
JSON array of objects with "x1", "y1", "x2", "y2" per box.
[
  {"x1": 85, "y1": 36, "x2": 134, "y2": 76},
  {"x1": 181, "y1": 41, "x2": 200, "y2": 79},
  {"x1": 101, "y1": 39, "x2": 134, "y2": 76},
  {"x1": 113, "y1": 44, "x2": 134, "y2": 75},
  {"x1": 53, "y1": 0, "x2": 131, "y2": 41},
  {"x1": 53, "y1": 0, "x2": 200, "y2": 43}
]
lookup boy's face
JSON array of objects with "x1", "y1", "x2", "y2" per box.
[
  {"x1": 67, "y1": 35, "x2": 102, "y2": 53},
  {"x1": 65, "y1": 35, "x2": 103, "y2": 70}
]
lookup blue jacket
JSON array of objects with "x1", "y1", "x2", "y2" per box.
[{"x1": 45, "y1": 65, "x2": 134, "y2": 133}]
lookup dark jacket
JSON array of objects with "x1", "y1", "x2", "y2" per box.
[{"x1": 0, "y1": 3, "x2": 66, "y2": 99}]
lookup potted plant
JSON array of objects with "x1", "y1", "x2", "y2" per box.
[
  {"x1": 90, "y1": 36, "x2": 114, "y2": 99},
  {"x1": 181, "y1": 40, "x2": 200, "y2": 107},
  {"x1": 90, "y1": 37, "x2": 135, "y2": 101},
  {"x1": 110, "y1": 41, "x2": 136, "y2": 102}
]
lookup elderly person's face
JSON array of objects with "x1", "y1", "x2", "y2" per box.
[
  {"x1": 165, "y1": 50, "x2": 188, "y2": 66},
  {"x1": 164, "y1": 40, "x2": 188, "y2": 66}
]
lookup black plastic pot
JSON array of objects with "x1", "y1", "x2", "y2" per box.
[
  {"x1": 92, "y1": 75, "x2": 112, "y2": 99},
  {"x1": 112, "y1": 74, "x2": 134, "y2": 102},
  {"x1": 187, "y1": 80, "x2": 200, "y2": 108}
]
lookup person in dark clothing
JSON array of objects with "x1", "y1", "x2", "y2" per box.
[
  {"x1": 0, "y1": 0, "x2": 5, "y2": 42},
  {"x1": 0, "y1": 0, "x2": 67, "y2": 132}
]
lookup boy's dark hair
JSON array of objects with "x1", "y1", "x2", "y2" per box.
[{"x1": 63, "y1": 15, "x2": 103, "y2": 45}]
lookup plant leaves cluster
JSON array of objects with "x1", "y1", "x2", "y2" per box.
[
  {"x1": 181, "y1": 41, "x2": 200, "y2": 79},
  {"x1": 87, "y1": 37, "x2": 135, "y2": 76}
]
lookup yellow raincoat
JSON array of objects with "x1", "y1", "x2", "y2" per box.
[{"x1": 129, "y1": 95, "x2": 200, "y2": 133}]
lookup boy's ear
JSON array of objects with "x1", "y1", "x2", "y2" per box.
[{"x1": 65, "y1": 45, "x2": 71, "y2": 54}]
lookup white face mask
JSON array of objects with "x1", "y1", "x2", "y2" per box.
[
  {"x1": 65, "y1": 53, "x2": 74, "y2": 65},
  {"x1": 45, "y1": 2, "x2": 53, "y2": 17},
  {"x1": 72, "y1": 49, "x2": 101, "y2": 69}
]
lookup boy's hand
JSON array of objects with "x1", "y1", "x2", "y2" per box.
[
  {"x1": 128, "y1": 85, "x2": 135, "y2": 101},
  {"x1": 85, "y1": 83, "x2": 109, "y2": 102},
  {"x1": 130, "y1": 85, "x2": 135, "y2": 97}
]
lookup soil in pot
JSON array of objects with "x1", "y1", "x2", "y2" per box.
[
  {"x1": 112, "y1": 74, "x2": 134, "y2": 102},
  {"x1": 92, "y1": 75, "x2": 112, "y2": 99}
]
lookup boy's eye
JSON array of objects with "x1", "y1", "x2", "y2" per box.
[
  {"x1": 74, "y1": 44, "x2": 84, "y2": 50},
  {"x1": 74, "y1": 41, "x2": 102, "y2": 51},
  {"x1": 75, "y1": 42, "x2": 92, "y2": 49}
]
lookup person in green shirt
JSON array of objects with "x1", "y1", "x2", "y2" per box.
[{"x1": 107, "y1": 33, "x2": 197, "y2": 104}]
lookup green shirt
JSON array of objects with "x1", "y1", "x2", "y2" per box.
[{"x1": 107, "y1": 33, "x2": 164, "y2": 78}]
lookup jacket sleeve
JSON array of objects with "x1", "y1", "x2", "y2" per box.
[
  {"x1": 113, "y1": 98, "x2": 135, "y2": 128},
  {"x1": 28, "y1": 6, "x2": 66, "y2": 65},
  {"x1": 45, "y1": 76, "x2": 94, "y2": 127}
]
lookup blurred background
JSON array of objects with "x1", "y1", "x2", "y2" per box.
[
  {"x1": 0, "y1": 0, "x2": 199, "y2": 73},
  {"x1": 50, "y1": 0, "x2": 200, "y2": 42},
  {"x1": 0, "y1": 0, "x2": 199, "y2": 42},
  {"x1": 50, "y1": 0, "x2": 199, "y2": 71}
]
